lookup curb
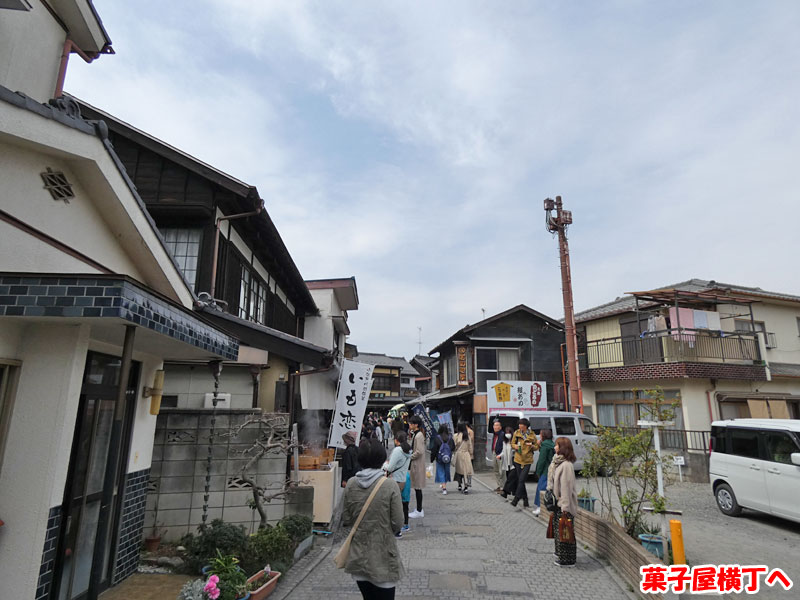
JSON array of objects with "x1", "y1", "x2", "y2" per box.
[{"x1": 271, "y1": 536, "x2": 334, "y2": 600}]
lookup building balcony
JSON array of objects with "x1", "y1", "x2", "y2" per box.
[{"x1": 579, "y1": 329, "x2": 768, "y2": 382}]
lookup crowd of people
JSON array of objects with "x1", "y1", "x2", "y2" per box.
[{"x1": 337, "y1": 413, "x2": 578, "y2": 599}]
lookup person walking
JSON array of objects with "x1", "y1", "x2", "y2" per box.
[
  {"x1": 499, "y1": 426, "x2": 517, "y2": 500},
  {"x1": 510, "y1": 418, "x2": 539, "y2": 509},
  {"x1": 531, "y1": 428, "x2": 555, "y2": 515},
  {"x1": 550, "y1": 436, "x2": 578, "y2": 567},
  {"x1": 490, "y1": 419, "x2": 505, "y2": 493},
  {"x1": 385, "y1": 432, "x2": 412, "y2": 537},
  {"x1": 383, "y1": 417, "x2": 393, "y2": 448},
  {"x1": 407, "y1": 416, "x2": 426, "y2": 518},
  {"x1": 341, "y1": 430, "x2": 361, "y2": 487},
  {"x1": 452, "y1": 422, "x2": 474, "y2": 494},
  {"x1": 340, "y1": 439, "x2": 405, "y2": 598},
  {"x1": 430, "y1": 425, "x2": 455, "y2": 494}
]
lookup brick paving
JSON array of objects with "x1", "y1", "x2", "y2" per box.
[{"x1": 283, "y1": 472, "x2": 629, "y2": 600}]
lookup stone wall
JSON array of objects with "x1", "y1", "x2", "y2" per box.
[{"x1": 145, "y1": 409, "x2": 292, "y2": 542}]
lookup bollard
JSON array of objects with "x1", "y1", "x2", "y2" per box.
[{"x1": 670, "y1": 519, "x2": 686, "y2": 564}]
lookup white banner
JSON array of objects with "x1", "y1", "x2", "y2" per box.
[
  {"x1": 328, "y1": 360, "x2": 375, "y2": 449},
  {"x1": 486, "y1": 380, "x2": 548, "y2": 413}
]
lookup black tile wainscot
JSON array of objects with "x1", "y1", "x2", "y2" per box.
[
  {"x1": 112, "y1": 468, "x2": 151, "y2": 584},
  {"x1": 35, "y1": 506, "x2": 62, "y2": 600}
]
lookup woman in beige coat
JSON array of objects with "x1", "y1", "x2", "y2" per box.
[
  {"x1": 407, "y1": 415, "x2": 427, "y2": 518},
  {"x1": 452, "y1": 422, "x2": 474, "y2": 494},
  {"x1": 550, "y1": 436, "x2": 578, "y2": 567}
]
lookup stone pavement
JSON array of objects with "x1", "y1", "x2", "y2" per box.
[{"x1": 283, "y1": 472, "x2": 630, "y2": 600}]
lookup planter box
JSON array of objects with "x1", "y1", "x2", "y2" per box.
[
  {"x1": 577, "y1": 497, "x2": 597, "y2": 512},
  {"x1": 293, "y1": 534, "x2": 313, "y2": 562},
  {"x1": 638, "y1": 534, "x2": 665, "y2": 559},
  {"x1": 247, "y1": 570, "x2": 281, "y2": 600}
]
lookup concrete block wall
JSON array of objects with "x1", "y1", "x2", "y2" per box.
[{"x1": 146, "y1": 409, "x2": 291, "y2": 542}]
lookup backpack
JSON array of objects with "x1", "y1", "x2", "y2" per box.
[{"x1": 437, "y1": 436, "x2": 452, "y2": 464}]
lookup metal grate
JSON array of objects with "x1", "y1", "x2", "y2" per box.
[{"x1": 40, "y1": 167, "x2": 74, "y2": 203}]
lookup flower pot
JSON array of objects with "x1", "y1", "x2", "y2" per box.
[
  {"x1": 247, "y1": 570, "x2": 281, "y2": 600},
  {"x1": 143, "y1": 536, "x2": 161, "y2": 552},
  {"x1": 638, "y1": 534, "x2": 664, "y2": 559},
  {"x1": 577, "y1": 497, "x2": 597, "y2": 512}
]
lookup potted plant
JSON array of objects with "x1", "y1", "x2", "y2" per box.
[
  {"x1": 577, "y1": 488, "x2": 597, "y2": 512},
  {"x1": 246, "y1": 565, "x2": 281, "y2": 600},
  {"x1": 205, "y1": 550, "x2": 250, "y2": 600},
  {"x1": 144, "y1": 523, "x2": 166, "y2": 552},
  {"x1": 637, "y1": 522, "x2": 664, "y2": 559}
]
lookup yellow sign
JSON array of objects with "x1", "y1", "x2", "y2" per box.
[{"x1": 492, "y1": 381, "x2": 513, "y2": 405}]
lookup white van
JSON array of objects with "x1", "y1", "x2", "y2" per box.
[
  {"x1": 484, "y1": 410, "x2": 598, "y2": 472},
  {"x1": 709, "y1": 419, "x2": 800, "y2": 524}
]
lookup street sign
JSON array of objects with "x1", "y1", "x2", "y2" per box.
[{"x1": 673, "y1": 455, "x2": 685, "y2": 466}]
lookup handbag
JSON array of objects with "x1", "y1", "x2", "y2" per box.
[
  {"x1": 546, "y1": 513, "x2": 555, "y2": 539},
  {"x1": 542, "y1": 489, "x2": 558, "y2": 512},
  {"x1": 558, "y1": 512, "x2": 576, "y2": 544},
  {"x1": 333, "y1": 478, "x2": 389, "y2": 569}
]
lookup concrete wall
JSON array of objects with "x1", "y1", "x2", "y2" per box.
[
  {"x1": 146, "y1": 410, "x2": 290, "y2": 541},
  {"x1": 162, "y1": 364, "x2": 254, "y2": 410},
  {"x1": 0, "y1": 1, "x2": 65, "y2": 103},
  {"x1": 0, "y1": 323, "x2": 90, "y2": 600}
]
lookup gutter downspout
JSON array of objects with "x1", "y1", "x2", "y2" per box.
[
  {"x1": 54, "y1": 39, "x2": 98, "y2": 98},
  {"x1": 209, "y1": 202, "x2": 263, "y2": 299}
]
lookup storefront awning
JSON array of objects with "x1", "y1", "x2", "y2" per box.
[
  {"x1": 197, "y1": 306, "x2": 329, "y2": 367},
  {"x1": 424, "y1": 387, "x2": 474, "y2": 403}
]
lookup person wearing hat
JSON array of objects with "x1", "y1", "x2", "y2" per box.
[{"x1": 341, "y1": 430, "x2": 361, "y2": 487}]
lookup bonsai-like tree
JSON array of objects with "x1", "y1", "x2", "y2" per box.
[
  {"x1": 582, "y1": 387, "x2": 678, "y2": 537},
  {"x1": 224, "y1": 413, "x2": 302, "y2": 530}
]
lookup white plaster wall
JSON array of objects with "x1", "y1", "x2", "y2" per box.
[
  {"x1": 0, "y1": 323, "x2": 90, "y2": 599},
  {"x1": 0, "y1": 320, "x2": 25, "y2": 359},
  {"x1": 305, "y1": 289, "x2": 335, "y2": 350},
  {"x1": 162, "y1": 364, "x2": 254, "y2": 410},
  {"x1": 0, "y1": 219, "x2": 104, "y2": 274},
  {"x1": 751, "y1": 302, "x2": 800, "y2": 364},
  {"x1": 0, "y1": 2, "x2": 65, "y2": 103},
  {"x1": 259, "y1": 355, "x2": 290, "y2": 412},
  {"x1": 0, "y1": 145, "x2": 146, "y2": 279}
]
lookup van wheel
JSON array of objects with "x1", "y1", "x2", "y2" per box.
[{"x1": 715, "y1": 483, "x2": 742, "y2": 517}]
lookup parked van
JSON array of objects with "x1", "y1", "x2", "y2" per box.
[
  {"x1": 709, "y1": 419, "x2": 800, "y2": 524},
  {"x1": 484, "y1": 410, "x2": 598, "y2": 472}
]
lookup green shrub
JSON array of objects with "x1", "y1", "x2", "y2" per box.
[
  {"x1": 278, "y1": 514, "x2": 312, "y2": 546},
  {"x1": 207, "y1": 550, "x2": 247, "y2": 600},
  {"x1": 181, "y1": 519, "x2": 248, "y2": 574},
  {"x1": 241, "y1": 526, "x2": 293, "y2": 575}
]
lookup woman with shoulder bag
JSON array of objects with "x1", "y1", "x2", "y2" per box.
[
  {"x1": 430, "y1": 425, "x2": 455, "y2": 495},
  {"x1": 338, "y1": 439, "x2": 405, "y2": 598},
  {"x1": 452, "y1": 422, "x2": 474, "y2": 494},
  {"x1": 385, "y1": 432, "x2": 412, "y2": 536},
  {"x1": 548, "y1": 436, "x2": 578, "y2": 567}
]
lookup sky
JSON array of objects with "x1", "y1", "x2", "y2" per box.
[{"x1": 68, "y1": 1, "x2": 800, "y2": 359}]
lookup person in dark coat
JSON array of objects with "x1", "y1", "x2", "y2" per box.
[
  {"x1": 341, "y1": 430, "x2": 361, "y2": 487},
  {"x1": 430, "y1": 425, "x2": 455, "y2": 494}
]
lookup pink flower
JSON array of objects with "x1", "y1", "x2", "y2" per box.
[
  {"x1": 207, "y1": 588, "x2": 220, "y2": 600},
  {"x1": 208, "y1": 575, "x2": 219, "y2": 585}
]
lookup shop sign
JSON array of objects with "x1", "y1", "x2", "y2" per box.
[
  {"x1": 487, "y1": 380, "x2": 548, "y2": 412},
  {"x1": 328, "y1": 360, "x2": 375, "y2": 448},
  {"x1": 456, "y1": 344, "x2": 469, "y2": 386}
]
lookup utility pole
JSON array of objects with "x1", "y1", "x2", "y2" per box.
[
  {"x1": 417, "y1": 327, "x2": 422, "y2": 356},
  {"x1": 545, "y1": 196, "x2": 583, "y2": 414}
]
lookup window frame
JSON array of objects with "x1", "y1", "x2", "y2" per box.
[
  {"x1": 474, "y1": 347, "x2": 520, "y2": 393},
  {"x1": 159, "y1": 227, "x2": 203, "y2": 291},
  {"x1": 595, "y1": 389, "x2": 683, "y2": 429},
  {"x1": 0, "y1": 361, "x2": 21, "y2": 476}
]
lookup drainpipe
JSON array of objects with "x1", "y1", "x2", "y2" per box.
[
  {"x1": 54, "y1": 39, "x2": 98, "y2": 98},
  {"x1": 209, "y1": 201, "x2": 263, "y2": 299}
]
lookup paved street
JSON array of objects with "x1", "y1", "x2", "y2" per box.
[
  {"x1": 582, "y1": 476, "x2": 800, "y2": 599},
  {"x1": 284, "y1": 473, "x2": 629, "y2": 600}
]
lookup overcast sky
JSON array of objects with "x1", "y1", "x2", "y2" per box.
[{"x1": 69, "y1": 1, "x2": 800, "y2": 359}]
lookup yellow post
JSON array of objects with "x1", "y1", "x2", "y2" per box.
[{"x1": 670, "y1": 519, "x2": 686, "y2": 564}]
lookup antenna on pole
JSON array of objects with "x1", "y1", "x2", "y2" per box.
[
  {"x1": 481, "y1": 308, "x2": 486, "y2": 320},
  {"x1": 417, "y1": 326, "x2": 422, "y2": 355},
  {"x1": 544, "y1": 195, "x2": 583, "y2": 414}
]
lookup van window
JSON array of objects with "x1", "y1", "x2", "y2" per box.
[
  {"x1": 530, "y1": 417, "x2": 551, "y2": 434},
  {"x1": 711, "y1": 426, "x2": 728, "y2": 454},
  {"x1": 729, "y1": 428, "x2": 760, "y2": 459},
  {"x1": 554, "y1": 417, "x2": 577, "y2": 436},
  {"x1": 579, "y1": 419, "x2": 597, "y2": 436},
  {"x1": 765, "y1": 432, "x2": 799, "y2": 464}
]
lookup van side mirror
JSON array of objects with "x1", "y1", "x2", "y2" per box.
[{"x1": 791, "y1": 453, "x2": 800, "y2": 467}]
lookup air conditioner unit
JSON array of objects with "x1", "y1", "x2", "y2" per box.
[{"x1": 204, "y1": 393, "x2": 231, "y2": 409}]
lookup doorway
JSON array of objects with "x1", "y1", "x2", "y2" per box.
[{"x1": 52, "y1": 352, "x2": 139, "y2": 600}]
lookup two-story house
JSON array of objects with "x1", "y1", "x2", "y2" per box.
[
  {"x1": 350, "y1": 352, "x2": 420, "y2": 409},
  {"x1": 411, "y1": 354, "x2": 437, "y2": 396},
  {"x1": 575, "y1": 279, "x2": 800, "y2": 480},
  {"x1": 0, "y1": 3, "x2": 240, "y2": 598},
  {"x1": 427, "y1": 304, "x2": 565, "y2": 455}
]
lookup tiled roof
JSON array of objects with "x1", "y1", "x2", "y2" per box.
[
  {"x1": 354, "y1": 352, "x2": 420, "y2": 376},
  {"x1": 575, "y1": 278, "x2": 800, "y2": 323}
]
